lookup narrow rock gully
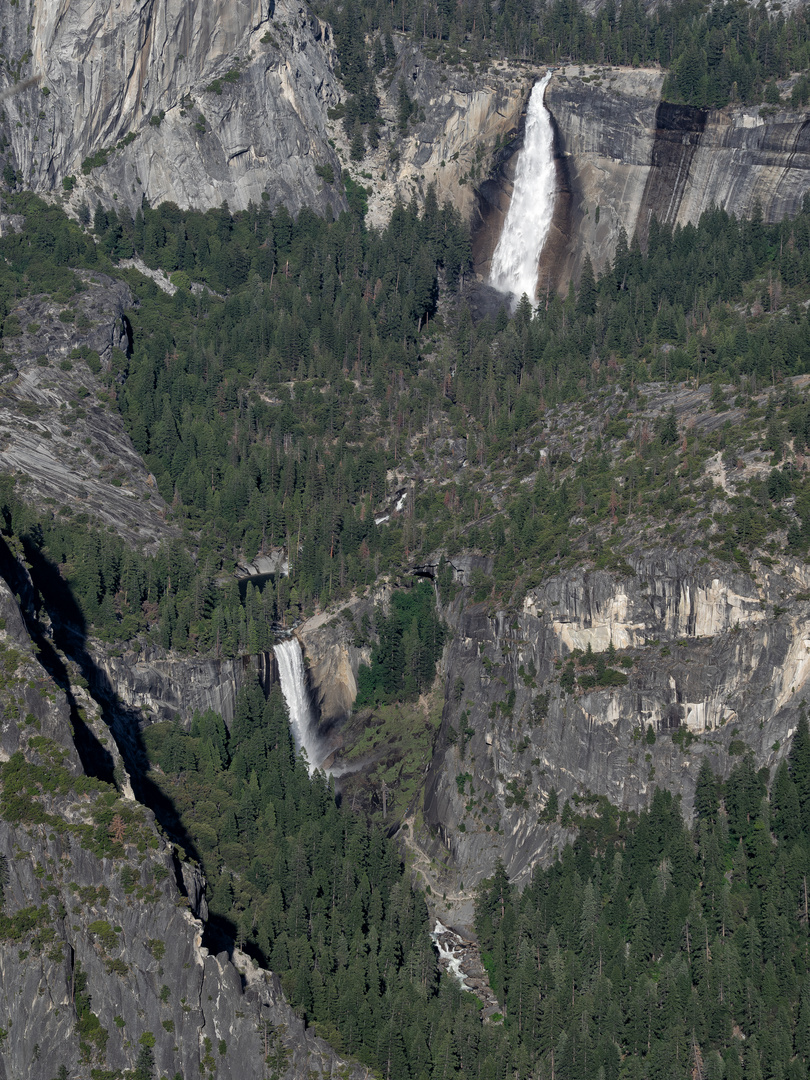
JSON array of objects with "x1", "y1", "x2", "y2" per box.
[{"x1": 398, "y1": 816, "x2": 501, "y2": 1019}]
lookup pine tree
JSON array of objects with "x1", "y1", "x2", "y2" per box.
[
  {"x1": 349, "y1": 122, "x2": 365, "y2": 162},
  {"x1": 629, "y1": 888, "x2": 653, "y2": 963},
  {"x1": 577, "y1": 255, "x2": 597, "y2": 316},
  {"x1": 133, "y1": 1045, "x2": 155, "y2": 1080},
  {"x1": 694, "y1": 757, "x2": 719, "y2": 825},
  {"x1": 789, "y1": 712, "x2": 810, "y2": 830}
]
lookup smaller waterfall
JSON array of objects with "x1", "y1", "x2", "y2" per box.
[
  {"x1": 489, "y1": 71, "x2": 556, "y2": 308},
  {"x1": 274, "y1": 638, "x2": 323, "y2": 775}
]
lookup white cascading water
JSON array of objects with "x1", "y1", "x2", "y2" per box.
[
  {"x1": 274, "y1": 638, "x2": 323, "y2": 775},
  {"x1": 489, "y1": 71, "x2": 555, "y2": 308}
]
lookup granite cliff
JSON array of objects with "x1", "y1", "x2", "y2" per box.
[
  {"x1": 0, "y1": 0, "x2": 530, "y2": 230},
  {"x1": 3, "y1": 0, "x2": 809, "y2": 289},
  {"x1": 1, "y1": 0, "x2": 346, "y2": 217},
  {"x1": 541, "y1": 65, "x2": 810, "y2": 288},
  {"x1": 0, "y1": 547, "x2": 364, "y2": 1079},
  {"x1": 0, "y1": 270, "x2": 173, "y2": 546}
]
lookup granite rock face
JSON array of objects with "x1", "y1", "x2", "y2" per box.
[
  {"x1": 4, "y1": 0, "x2": 808, "y2": 293},
  {"x1": 541, "y1": 65, "x2": 664, "y2": 288},
  {"x1": 0, "y1": 273, "x2": 173, "y2": 546},
  {"x1": 655, "y1": 102, "x2": 810, "y2": 230},
  {"x1": 544, "y1": 65, "x2": 810, "y2": 285},
  {"x1": 1, "y1": 0, "x2": 530, "y2": 228},
  {"x1": 361, "y1": 49, "x2": 532, "y2": 230},
  {"x1": 93, "y1": 645, "x2": 275, "y2": 727},
  {"x1": 298, "y1": 607, "x2": 372, "y2": 727},
  {"x1": 0, "y1": 548, "x2": 364, "y2": 1080},
  {"x1": 1, "y1": 0, "x2": 346, "y2": 217},
  {"x1": 419, "y1": 548, "x2": 810, "y2": 898}
]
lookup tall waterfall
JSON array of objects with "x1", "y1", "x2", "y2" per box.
[
  {"x1": 274, "y1": 638, "x2": 323, "y2": 775},
  {"x1": 489, "y1": 71, "x2": 555, "y2": 308}
]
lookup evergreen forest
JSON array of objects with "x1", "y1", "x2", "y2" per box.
[
  {"x1": 2, "y1": 1, "x2": 810, "y2": 1075},
  {"x1": 321, "y1": 0, "x2": 810, "y2": 109},
  {"x1": 4, "y1": 191, "x2": 810, "y2": 645},
  {"x1": 140, "y1": 677, "x2": 810, "y2": 1080}
]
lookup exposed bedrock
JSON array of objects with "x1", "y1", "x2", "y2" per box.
[
  {"x1": 94, "y1": 647, "x2": 276, "y2": 728},
  {"x1": 482, "y1": 65, "x2": 810, "y2": 291},
  {"x1": 1, "y1": 0, "x2": 533, "y2": 227},
  {"x1": 0, "y1": 274, "x2": 173, "y2": 546},
  {"x1": 419, "y1": 550, "x2": 810, "y2": 894},
  {"x1": 668, "y1": 105, "x2": 810, "y2": 228},
  {"x1": 1, "y1": 0, "x2": 346, "y2": 217},
  {"x1": 363, "y1": 50, "x2": 533, "y2": 229}
]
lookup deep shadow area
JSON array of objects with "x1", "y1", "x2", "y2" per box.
[
  {"x1": 536, "y1": 106, "x2": 578, "y2": 296},
  {"x1": 0, "y1": 532, "x2": 203, "y2": 875},
  {"x1": 461, "y1": 280, "x2": 513, "y2": 322},
  {"x1": 635, "y1": 100, "x2": 708, "y2": 245},
  {"x1": 0, "y1": 536, "x2": 116, "y2": 784}
]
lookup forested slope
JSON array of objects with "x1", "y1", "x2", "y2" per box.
[
  {"x1": 1, "y1": 0, "x2": 810, "y2": 1071},
  {"x1": 320, "y1": 0, "x2": 810, "y2": 109},
  {"x1": 474, "y1": 729, "x2": 810, "y2": 1080},
  {"x1": 4, "y1": 190, "x2": 810, "y2": 646}
]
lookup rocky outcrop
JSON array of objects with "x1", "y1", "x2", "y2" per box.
[
  {"x1": 419, "y1": 548, "x2": 810, "y2": 900},
  {"x1": 1, "y1": 0, "x2": 346, "y2": 217},
  {"x1": 360, "y1": 51, "x2": 533, "y2": 229},
  {"x1": 0, "y1": 273, "x2": 173, "y2": 546},
  {"x1": 94, "y1": 645, "x2": 275, "y2": 727},
  {"x1": 0, "y1": 541, "x2": 363, "y2": 1080}
]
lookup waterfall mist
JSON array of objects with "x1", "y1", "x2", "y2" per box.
[
  {"x1": 489, "y1": 71, "x2": 555, "y2": 308},
  {"x1": 274, "y1": 638, "x2": 324, "y2": 775}
]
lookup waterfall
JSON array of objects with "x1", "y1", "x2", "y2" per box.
[
  {"x1": 274, "y1": 638, "x2": 323, "y2": 775},
  {"x1": 489, "y1": 71, "x2": 556, "y2": 308}
]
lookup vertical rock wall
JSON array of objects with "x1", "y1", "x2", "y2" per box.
[
  {"x1": 2, "y1": 0, "x2": 346, "y2": 216},
  {"x1": 420, "y1": 550, "x2": 810, "y2": 892},
  {"x1": 529, "y1": 65, "x2": 810, "y2": 287}
]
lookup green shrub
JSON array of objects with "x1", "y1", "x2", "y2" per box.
[
  {"x1": 88, "y1": 919, "x2": 118, "y2": 951},
  {"x1": 205, "y1": 70, "x2": 241, "y2": 94},
  {"x1": 81, "y1": 149, "x2": 110, "y2": 174}
]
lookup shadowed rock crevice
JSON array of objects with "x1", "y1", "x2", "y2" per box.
[
  {"x1": 636, "y1": 101, "x2": 708, "y2": 245},
  {"x1": 537, "y1": 107, "x2": 578, "y2": 297},
  {"x1": 0, "y1": 529, "x2": 202, "y2": 869}
]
